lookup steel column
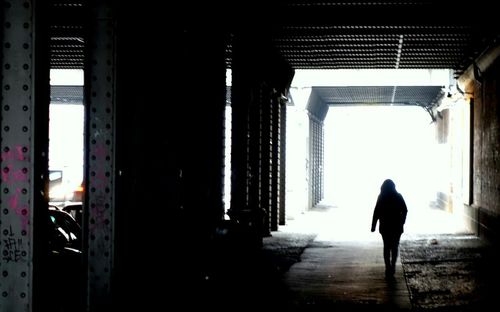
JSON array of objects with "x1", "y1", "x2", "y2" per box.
[
  {"x1": 1, "y1": 1, "x2": 49, "y2": 311},
  {"x1": 270, "y1": 93, "x2": 280, "y2": 231},
  {"x1": 316, "y1": 121, "x2": 320, "y2": 205},
  {"x1": 229, "y1": 36, "x2": 251, "y2": 216},
  {"x1": 278, "y1": 102, "x2": 287, "y2": 225},
  {"x1": 314, "y1": 121, "x2": 317, "y2": 205},
  {"x1": 85, "y1": 1, "x2": 116, "y2": 309},
  {"x1": 309, "y1": 119, "x2": 315, "y2": 206},
  {"x1": 230, "y1": 32, "x2": 293, "y2": 241},
  {"x1": 261, "y1": 87, "x2": 272, "y2": 236},
  {"x1": 313, "y1": 120, "x2": 317, "y2": 205},
  {"x1": 309, "y1": 117, "x2": 324, "y2": 207},
  {"x1": 230, "y1": 35, "x2": 264, "y2": 246},
  {"x1": 320, "y1": 121, "x2": 324, "y2": 202},
  {"x1": 247, "y1": 86, "x2": 264, "y2": 237}
]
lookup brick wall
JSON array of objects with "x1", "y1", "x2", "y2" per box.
[{"x1": 471, "y1": 60, "x2": 500, "y2": 242}]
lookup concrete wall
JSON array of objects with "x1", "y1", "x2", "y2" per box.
[
  {"x1": 434, "y1": 109, "x2": 452, "y2": 211},
  {"x1": 285, "y1": 88, "x2": 312, "y2": 218}
]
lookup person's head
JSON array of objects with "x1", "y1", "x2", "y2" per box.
[{"x1": 380, "y1": 179, "x2": 396, "y2": 193}]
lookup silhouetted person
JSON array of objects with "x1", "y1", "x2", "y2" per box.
[{"x1": 371, "y1": 179, "x2": 407, "y2": 277}]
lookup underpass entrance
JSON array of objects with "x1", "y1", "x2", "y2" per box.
[{"x1": 285, "y1": 69, "x2": 472, "y2": 238}]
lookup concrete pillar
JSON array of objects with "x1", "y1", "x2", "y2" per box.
[{"x1": 286, "y1": 87, "x2": 312, "y2": 217}]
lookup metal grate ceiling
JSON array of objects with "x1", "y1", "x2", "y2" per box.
[
  {"x1": 49, "y1": 1, "x2": 86, "y2": 69},
  {"x1": 273, "y1": 29, "x2": 477, "y2": 72},
  {"x1": 224, "y1": 1, "x2": 499, "y2": 77},
  {"x1": 312, "y1": 86, "x2": 444, "y2": 107},
  {"x1": 50, "y1": 85, "x2": 83, "y2": 104},
  {"x1": 48, "y1": 1, "x2": 498, "y2": 77}
]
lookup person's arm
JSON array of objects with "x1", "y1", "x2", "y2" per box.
[
  {"x1": 371, "y1": 198, "x2": 380, "y2": 232},
  {"x1": 400, "y1": 194, "x2": 408, "y2": 225}
]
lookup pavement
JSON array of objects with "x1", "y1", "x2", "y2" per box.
[
  {"x1": 183, "y1": 203, "x2": 498, "y2": 312},
  {"x1": 283, "y1": 238, "x2": 411, "y2": 311},
  {"x1": 400, "y1": 233, "x2": 498, "y2": 311},
  {"x1": 272, "y1": 203, "x2": 499, "y2": 311}
]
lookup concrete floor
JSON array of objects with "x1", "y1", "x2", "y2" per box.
[
  {"x1": 182, "y1": 203, "x2": 497, "y2": 312},
  {"x1": 256, "y1": 203, "x2": 497, "y2": 311},
  {"x1": 284, "y1": 239, "x2": 411, "y2": 310}
]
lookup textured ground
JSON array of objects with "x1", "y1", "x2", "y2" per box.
[
  {"x1": 400, "y1": 233, "x2": 499, "y2": 311},
  {"x1": 194, "y1": 208, "x2": 498, "y2": 311},
  {"x1": 258, "y1": 231, "x2": 499, "y2": 311}
]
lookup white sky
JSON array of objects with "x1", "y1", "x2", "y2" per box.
[
  {"x1": 323, "y1": 105, "x2": 437, "y2": 210},
  {"x1": 228, "y1": 68, "x2": 452, "y2": 88},
  {"x1": 49, "y1": 69, "x2": 84, "y2": 192},
  {"x1": 50, "y1": 69, "x2": 84, "y2": 85},
  {"x1": 284, "y1": 69, "x2": 458, "y2": 235},
  {"x1": 291, "y1": 69, "x2": 452, "y2": 87}
]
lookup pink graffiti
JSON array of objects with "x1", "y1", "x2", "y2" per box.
[
  {"x1": 7, "y1": 188, "x2": 30, "y2": 232},
  {"x1": 15, "y1": 146, "x2": 26, "y2": 160},
  {"x1": 1, "y1": 146, "x2": 31, "y2": 232},
  {"x1": 89, "y1": 201, "x2": 108, "y2": 231},
  {"x1": 1, "y1": 146, "x2": 26, "y2": 162},
  {"x1": 8, "y1": 188, "x2": 20, "y2": 209},
  {"x1": 94, "y1": 143, "x2": 108, "y2": 159},
  {"x1": 90, "y1": 170, "x2": 108, "y2": 189},
  {"x1": 1, "y1": 150, "x2": 13, "y2": 162},
  {"x1": 1, "y1": 169, "x2": 8, "y2": 182},
  {"x1": 1, "y1": 166, "x2": 27, "y2": 183},
  {"x1": 12, "y1": 169, "x2": 27, "y2": 181}
]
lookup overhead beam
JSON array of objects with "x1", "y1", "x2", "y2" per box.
[{"x1": 458, "y1": 43, "x2": 500, "y2": 97}]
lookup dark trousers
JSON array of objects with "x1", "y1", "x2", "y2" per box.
[{"x1": 381, "y1": 232, "x2": 402, "y2": 273}]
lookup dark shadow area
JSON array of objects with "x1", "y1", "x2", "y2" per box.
[
  {"x1": 146, "y1": 226, "x2": 318, "y2": 311},
  {"x1": 400, "y1": 233, "x2": 500, "y2": 311},
  {"x1": 182, "y1": 216, "x2": 500, "y2": 312},
  {"x1": 196, "y1": 229, "x2": 317, "y2": 310},
  {"x1": 46, "y1": 206, "x2": 83, "y2": 312}
]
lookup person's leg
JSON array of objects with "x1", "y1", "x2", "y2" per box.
[
  {"x1": 390, "y1": 234, "x2": 402, "y2": 273},
  {"x1": 381, "y1": 234, "x2": 391, "y2": 275}
]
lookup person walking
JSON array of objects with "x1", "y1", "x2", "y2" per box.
[{"x1": 371, "y1": 179, "x2": 408, "y2": 277}]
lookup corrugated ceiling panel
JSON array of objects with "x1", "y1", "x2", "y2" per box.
[{"x1": 312, "y1": 86, "x2": 443, "y2": 107}]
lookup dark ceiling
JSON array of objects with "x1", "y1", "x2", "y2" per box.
[{"x1": 50, "y1": 1, "x2": 499, "y2": 78}]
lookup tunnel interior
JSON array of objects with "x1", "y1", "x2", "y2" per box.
[{"x1": 1, "y1": 1, "x2": 500, "y2": 311}]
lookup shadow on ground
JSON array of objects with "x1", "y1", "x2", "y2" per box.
[
  {"x1": 163, "y1": 209, "x2": 498, "y2": 312},
  {"x1": 400, "y1": 233, "x2": 500, "y2": 311},
  {"x1": 199, "y1": 231, "x2": 500, "y2": 312}
]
